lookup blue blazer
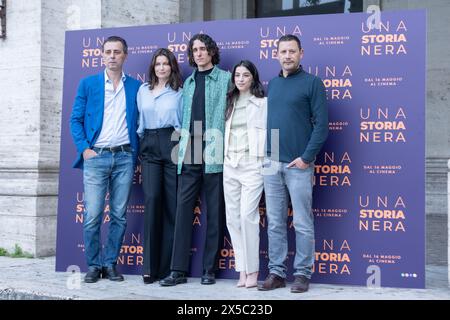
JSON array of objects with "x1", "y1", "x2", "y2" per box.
[{"x1": 70, "y1": 71, "x2": 141, "y2": 169}]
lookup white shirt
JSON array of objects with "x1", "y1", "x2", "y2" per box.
[{"x1": 94, "y1": 70, "x2": 130, "y2": 148}]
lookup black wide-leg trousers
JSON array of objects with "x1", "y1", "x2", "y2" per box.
[{"x1": 140, "y1": 127, "x2": 178, "y2": 279}]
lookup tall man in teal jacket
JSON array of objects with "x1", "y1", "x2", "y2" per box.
[
  {"x1": 70, "y1": 36, "x2": 140, "y2": 283},
  {"x1": 160, "y1": 34, "x2": 231, "y2": 286},
  {"x1": 258, "y1": 35, "x2": 328, "y2": 293}
]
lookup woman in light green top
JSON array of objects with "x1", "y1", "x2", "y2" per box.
[{"x1": 223, "y1": 60, "x2": 267, "y2": 288}]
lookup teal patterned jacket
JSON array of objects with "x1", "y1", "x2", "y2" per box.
[{"x1": 177, "y1": 66, "x2": 231, "y2": 174}]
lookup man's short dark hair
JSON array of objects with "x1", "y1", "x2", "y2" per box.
[
  {"x1": 277, "y1": 34, "x2": 302, "y2": 50},
  {"x1": 102, "y1": 36, "x2": 128, "y2": 54},
  {"x1": 187, "y1": 33, "x2": 220, "y2": 68}
]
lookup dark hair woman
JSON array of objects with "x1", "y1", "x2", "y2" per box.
[
  {"x1": 223, "y1": 60, "x2": 267, "y2": 288},
  {"x1": 137, "y1": 48, "x2": 183, "y2": 284},
  {"x1": 147, "y1": 48, "x2": 183, "y2": 91}
]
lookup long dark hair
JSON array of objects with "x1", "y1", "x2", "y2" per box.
[
  {"x1": 187, "y1": 33, "x2": 220, "y2": 68},
  {"x1": 225, "y1": 60, "x2": 265, "y2": 120},
  {"x1": 147, "y1": 48, "x2": 182, "y2": 91}
]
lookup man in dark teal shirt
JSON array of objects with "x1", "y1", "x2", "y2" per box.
[{"x1": 258, "y1": 34, "x2": 328, "y2": 293}]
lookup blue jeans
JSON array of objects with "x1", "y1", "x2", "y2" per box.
[
  {"x1": 82, "y1": 148, "x2": 134, "y2": 269},
  {"x1": 263, "y1": 159, "x2": 315, "y2": 279}
]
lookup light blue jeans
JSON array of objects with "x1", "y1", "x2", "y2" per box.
[
  {"x1": 263, "y1": 159, "x2": 315, "y2": 279},
  {"x1": 82, "y1": 149, "x2": 134, "y2": 269}
]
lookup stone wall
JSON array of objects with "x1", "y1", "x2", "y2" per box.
[
  {"x1": 0, "y1": 0, "x2": 47, "y2": 256},
  {"x1": 180, "y1": 0, "x2": 246, "y2": 22},
  {"x1": 101, "y1": 0, "x2": 179, "y2": 27},
  {"x1": 448, "y1": 160, "x2": 450, "y2": 283}
]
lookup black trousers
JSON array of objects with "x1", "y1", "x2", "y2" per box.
[
  {"x1": 140, "y1": 127, "x2": 178, "y2": 278},
  {"x1": 170, "y1": 164, "x2": 225, "y2": 273}
]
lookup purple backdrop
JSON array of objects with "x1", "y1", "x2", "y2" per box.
[{"x1": 56, "y1": 10, "x2": 426, "y2": 288}]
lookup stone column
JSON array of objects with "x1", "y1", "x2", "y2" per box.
[
  {"x1": 0, "y1": 0, "x2": 102, "y2": 257},
  {"x1": 0, "y1": 0, "x2": 50, "y2": 257},
  {"x1": 180, "y1": 0, "x2": 206, "y2": 22},
  {"x1": 208, "y1": 0, "x2": 247, "y2": 21},
  {"x1": 180, "y1": 0, "x2": 246, "y2": 22},
  {"x1": 448, "y1": 159, "x2": 450, "y2": 286}
]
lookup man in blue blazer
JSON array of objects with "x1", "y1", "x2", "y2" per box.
[{"x1": 70, "y1": 36, "x2": 140, "y2": 283}]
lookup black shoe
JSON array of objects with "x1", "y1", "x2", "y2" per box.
[
  {"x1": 84, "y1": 268, "x2": 101, "y2": 283},
  {"x1": 142, "y1": 275, "x2": 158, "y2": 284},
  {"x1": 159, "y1": 271, "x2": 187, "y2": 286},
  {"x1": 101, "y1": 266, "x2": 124, "y2": 281},
  {"x1": 290, "y1": 275, "x2": 310, "y2": 293},
  {"x1": 201, "y1": 271, "x2": 216, "y2": 285}
]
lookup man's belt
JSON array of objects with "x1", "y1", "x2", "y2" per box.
[{"x1": 93, "y1": 144, "x2": 131, "y2": 153}]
